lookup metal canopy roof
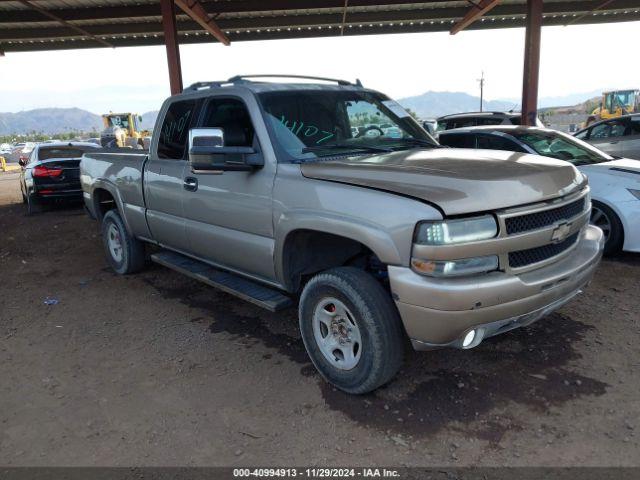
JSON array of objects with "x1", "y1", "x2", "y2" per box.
[{"x1": 1, "y1": 0, "x2": 639, "y2": 53}]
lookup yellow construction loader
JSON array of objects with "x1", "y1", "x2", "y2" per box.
[
  {"x1": 586, "y1": 89, "x2": 639, "y2": 125},
  {"x1": 100, "y1": 112, "x2": 151, "y2": 148}
]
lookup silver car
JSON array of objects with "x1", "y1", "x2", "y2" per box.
[{"x1": 574, "y1": 114, "x2": 640, "y2": 160}]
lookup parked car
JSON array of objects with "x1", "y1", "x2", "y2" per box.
[
  {"x1": 439, "y1": 125, "x2": 640, "y2": 254},
  {"x1": 0, "y1": 143, "x2": 12, "y2": 156},
  {"x1": 20, "y1": 141, "x2": 100, "y2": 214},
  {"x1": 436, "y1": 111, "x2": 543, "y2": 133},
  {"x1": 8, "y1": 142, "x2": 35, "y2": 163},
  {"x1": 81, "y1": 75, "x2": 603, "y2": 394},
  {"x1": 574, "y1": 114, "x2": 640, "y2": 160}
]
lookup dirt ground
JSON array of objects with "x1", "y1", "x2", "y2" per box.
[{"x1": 1, "y1": 171, "x2": 639, "y2": 467}]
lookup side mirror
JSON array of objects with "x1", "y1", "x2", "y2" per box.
[{"x1": 188, "y1": 127, "x2": 264, "y2": 172}]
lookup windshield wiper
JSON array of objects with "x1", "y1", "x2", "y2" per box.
[
  {"x1": 302, "y1": 143, "x2": 393, "y2": 155},
  {"x1": 389, "y1": 138, "x2": 441, "y2": 149}
]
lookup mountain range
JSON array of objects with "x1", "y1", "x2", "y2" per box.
[
  {"x1": 397, "y1": 90, "x2": 603, "y2": 119},
  {"x1": 0, "y1": 89, "x2": 603, "y2": 135},
  {"x1": 0, "y1": 108, "x2": 159, "y2": 136}
]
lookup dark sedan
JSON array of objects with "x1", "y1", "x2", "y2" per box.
[{"x1": 19, "y1": 142, "x2": 100, "y2": 214}]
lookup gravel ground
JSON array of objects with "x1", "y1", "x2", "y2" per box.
[{"x1": 1, "y1": 171, "x2": 639, "y2": 467}]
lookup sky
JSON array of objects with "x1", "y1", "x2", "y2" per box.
[{"x1": 1, "y1": 20, "x2": 639, "y2": 114}]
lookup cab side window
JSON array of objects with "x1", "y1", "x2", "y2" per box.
[
  {"x1": 200, "y1": 98, "x2": 255, "y2": 147},
  {"x1": 157, "y1": 100, "x2": 197, "y2": 159}
]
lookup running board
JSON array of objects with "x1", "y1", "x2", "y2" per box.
[{"x1": 150, "y1": 250, "x2": 293, "y2": 312}]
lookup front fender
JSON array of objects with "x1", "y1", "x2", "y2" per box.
[{"x1": 274, "y1": 210, "x2": 404, "y2": 288}]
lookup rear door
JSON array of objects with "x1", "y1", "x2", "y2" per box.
[
  {"x1": 144, "y1": 98, "x2": 199, "y2": 252},
  {"x1": 182, "y1": 92, "x2": 277, "y2": 282}
]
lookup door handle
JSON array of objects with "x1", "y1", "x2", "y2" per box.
[{"x1": 183, "y1": 177, "x2": 198, "y2": 192}]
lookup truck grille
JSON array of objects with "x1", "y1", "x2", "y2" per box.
[
  {"x1": 508, "y1": 232, "x2": 579, "y2": 269},
  {"x1": 505, "y1": 198, "x2": 585, "y2": 235}
]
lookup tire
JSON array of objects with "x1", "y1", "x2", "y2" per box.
[
  {"x1": 590, "y1": 200, "x2": 623, "y2": 255},
  {"x1": 101, "y1": 209, "x2": 146, "y2": 274},
  {"x1": 299, "y1": 267, "x2": 404, "y2": 394},
  {"x1": 26, "y1": 194, "x2": 43, "y2": 215}
]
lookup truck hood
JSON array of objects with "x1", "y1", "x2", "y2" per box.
[{"x1": 300, "y1": 148, "x2": 584, "y2": 216}]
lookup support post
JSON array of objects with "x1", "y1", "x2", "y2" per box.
[
  {"x1": 521, "y1": 0, "x2": 542, "y2": 126},
  {"x1": 160, "y1": 0, "x2": 183, "y2": 95}
]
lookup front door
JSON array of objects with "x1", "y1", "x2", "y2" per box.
[
  {"x1": 182, "y1": 94, "x2": 277, "y2": 283},
  {"x1": 144, "y1": 98, "x2": 198, "y2": 253}
]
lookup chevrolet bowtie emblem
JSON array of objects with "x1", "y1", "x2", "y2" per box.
[{"x1": 551, "y1": 222, "x2": 572, "y2": 243}]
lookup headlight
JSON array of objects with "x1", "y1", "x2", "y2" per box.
[
  {"x1": 628, "y1": 188, "x2": 640, "y2": 200},
  {"x1": 414, "y1": 215, "x2": 497, "y2": 245},
  {"x1": 411, "y1": 255, "x2": 499, "y2": 277}
]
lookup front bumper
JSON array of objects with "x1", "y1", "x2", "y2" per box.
[{"x1": 389, "y1": 225, "x2": 604, "y2": 350}]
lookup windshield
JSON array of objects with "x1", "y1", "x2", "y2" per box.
[
  {"x1": 107, "y1": 115, "x2": 131, "y2": 129},
  {"x1": 508, "y1": 130, "x2": 612, "y2": 165},
  {"x1": 258, "y1": 90, "x2": 437, "y2": 162}
]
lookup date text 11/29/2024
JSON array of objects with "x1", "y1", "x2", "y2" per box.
[{"x1": 233, "y1": 468, "x2": 400, "y2": 478}]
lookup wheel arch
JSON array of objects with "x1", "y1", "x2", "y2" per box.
[
  {"x1": 275, "y1": 215, "x2": 403, "y2": 293},
  {"x1": 90, "y1": 181, "x2": 134, "y2": 235}
]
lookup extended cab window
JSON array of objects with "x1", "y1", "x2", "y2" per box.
[
  {"x1": 200, "y1": 98, "x2": 255, "y2": 147},
  {"x1": 158, "y1": 100, "x2": 197, "y2": 159}
]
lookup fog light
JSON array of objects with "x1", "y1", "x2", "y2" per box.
[{"x1": 462, "y1": 330, "x2": 476, "y2": 348}]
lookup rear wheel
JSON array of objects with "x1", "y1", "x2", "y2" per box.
[
  {"x1": 590, "y1": 200, "x2": 623, "y2": 255},
  {"x1": 299, "y1": 267, "x2": 404, "y2": 394},
  {"x1": 26, "y1": 194, "x2": 43, "y2": 215},
  {"x1": 101, "y1": 209, "x2": 146, "y2": 274}
]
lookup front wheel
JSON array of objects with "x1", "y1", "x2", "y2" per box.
[
  {"x1": 590, "y1": 200, "x2": 623, "y2": 255},
  {"x1": 101, "y1": 209, "x2": 146, "y2": 274},
  {"x1": 299, "y1": 267, "x2": 404, "y2": 394}
]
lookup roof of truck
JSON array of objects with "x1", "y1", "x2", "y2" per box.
[{"x1": 178, "y1": 75, "x2": 374, "y2": 96}]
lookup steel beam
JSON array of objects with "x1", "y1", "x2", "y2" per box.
[
  {"x1": 1, "y1": 1, "x2": 638, "y2": 24},
  {"x1": 2, "y1": 6, "x2": 640, "y2": 52},
  {"x1": 160, "y1": 0, "x2": 183, "y2": 95},
  {"x1": 16, "y1": 0, "x2": 113, "y2": 47},
  {"x1": 174, "y1": 0, "x2": 230, "y2": 45},
  {"x1": 564, "y1": 0, "x2": 614, "y2": 25},
  {"x1": 450, "y1": 0, "x2": 500, "y2": 35},
  {"x1": 521, "y1": 0, "x2": 543, "y2": 126}
]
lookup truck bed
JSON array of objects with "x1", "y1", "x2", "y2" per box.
[{"x1": 80, "y1": 148, "x2": 149, "y2": 237}]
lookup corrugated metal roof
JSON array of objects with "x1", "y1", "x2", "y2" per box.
[{"x1": 1, "y1": 0, "x2": 638, "y2": 52}]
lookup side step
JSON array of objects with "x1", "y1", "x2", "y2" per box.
[{"x1": 150, "y1": 250, "x2": 293, "y2": 312}]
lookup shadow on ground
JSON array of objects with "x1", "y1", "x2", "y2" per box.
[{"x1": 143, "y1": 270, "x2": 609, "y2": 441}]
